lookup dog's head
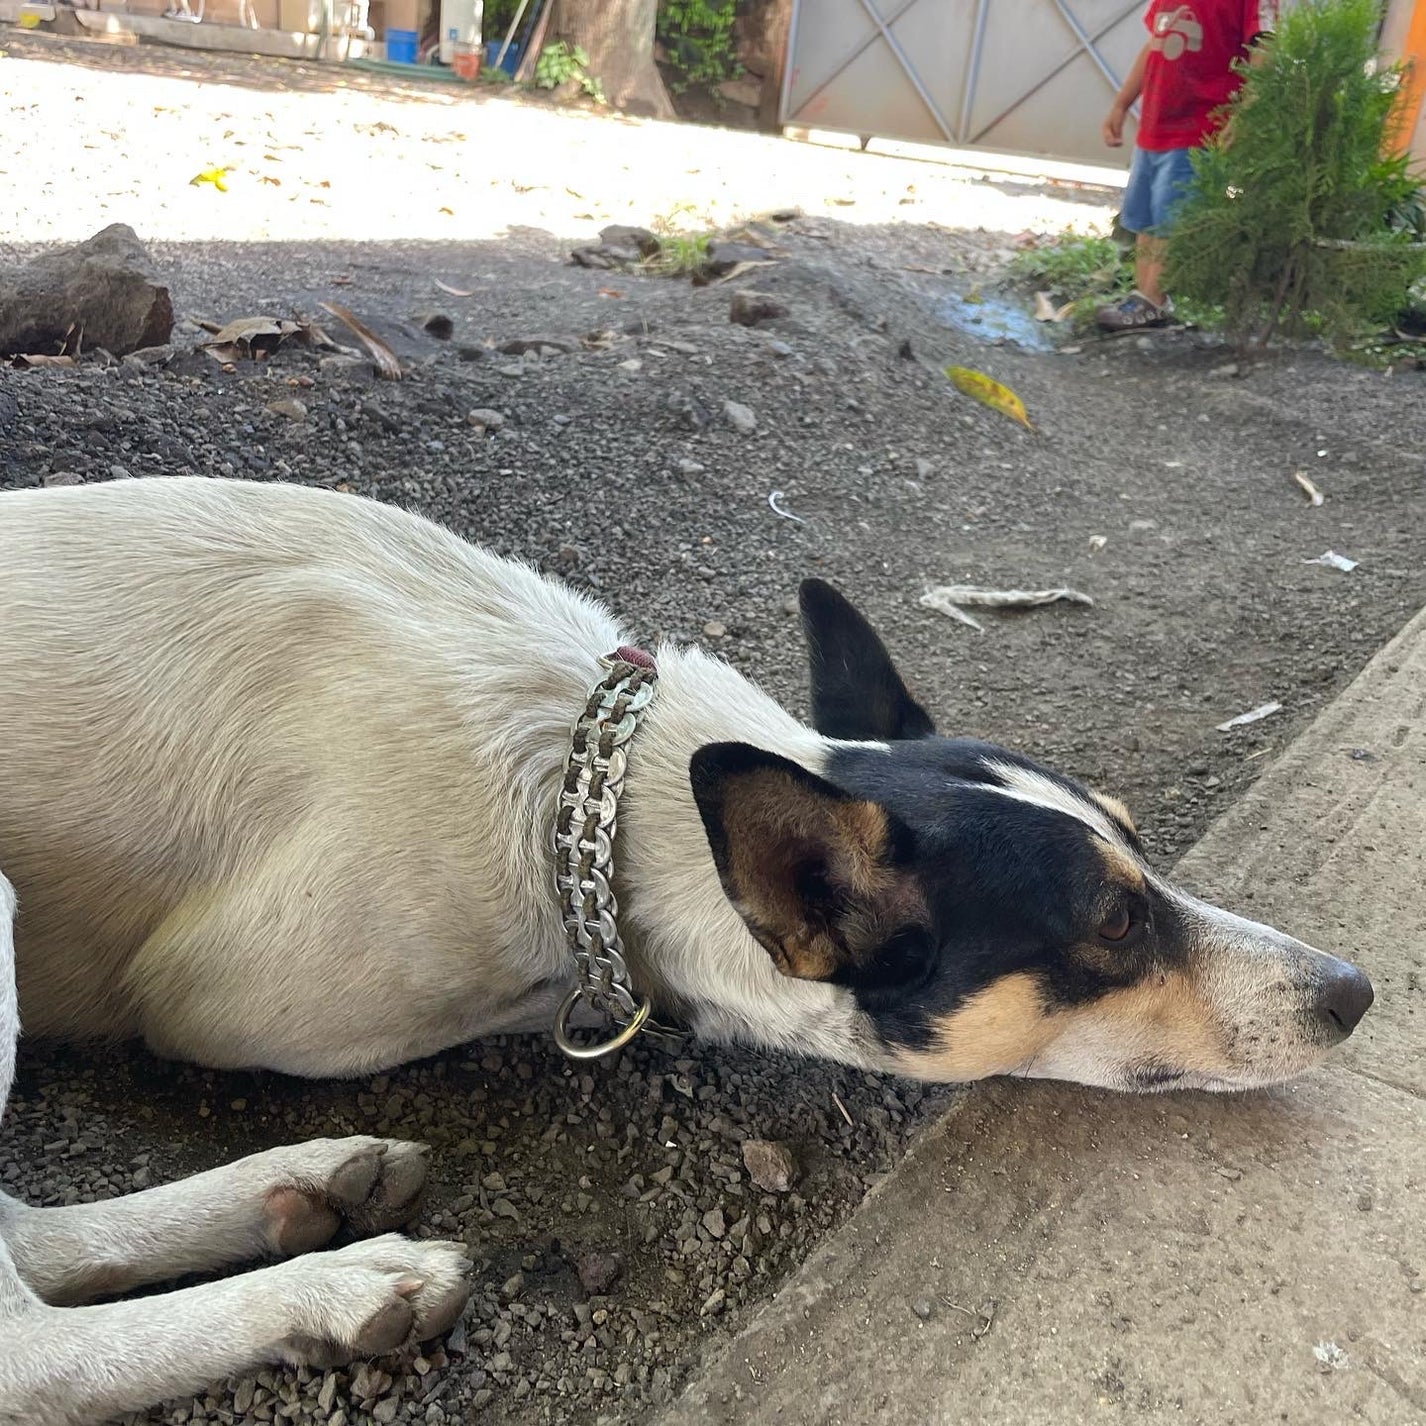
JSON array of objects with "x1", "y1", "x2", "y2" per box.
[{"x1": 689, "y1": 579, "x2": 1372, "y2": 1092}]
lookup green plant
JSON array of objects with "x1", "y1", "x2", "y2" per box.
[
  {"x1": 657, "y1": 0, "x2": 740, "y2": 94},
  {"x1": 645, "y1": 231, "x2": 712, "y2": 276},
  {"x1": 643, "y1": 203, "x2": 716, "y2": 276},
  {"x1": 1007, "y1": 233, "x2": 1131, "y2": 301},
  {"x1": 1168, "y1": 0, "x2": 1426, "y2": 352},
  {"x1": 534, "y1": 40, "x2": 605, "y2": 103}
]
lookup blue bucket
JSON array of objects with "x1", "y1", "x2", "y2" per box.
[
  {"x1": 484, "y1": 39, "x2": 520, "y2": 74},
  {"x1": 387, "y1": 28, "x2": 418, "y2": 64}
]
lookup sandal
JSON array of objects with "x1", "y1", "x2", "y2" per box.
[{"x1": 1096, "y1": 291, "x2": 1173, "y2": 331}]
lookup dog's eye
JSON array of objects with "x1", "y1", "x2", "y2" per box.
[{"x1": 1098, "y1": 905, "x2": 1134, "y2": 942}]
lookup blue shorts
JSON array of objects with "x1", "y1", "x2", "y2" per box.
[{"x1": 1120, "y1": 146, "x2": 1198, "y2": 236}]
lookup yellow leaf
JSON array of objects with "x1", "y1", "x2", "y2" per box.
[
  {"x1": 944, "y1": 365, "x2": 1034, "y2": 430},
  {"x1": 189, "y1": 167, "x2": 230, "y2": 192}
]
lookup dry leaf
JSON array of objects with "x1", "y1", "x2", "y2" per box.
[
  {"x1": 10, "y1": 353, "x2": 76, "y2": 369},
  {"x1": 597, "y1": 288, "x2": 625, "y2": 299},
  {"x1": 1293, "y1": 470, "x2": 1325, "y2": 506},
  {"x1": 945, "y1": 366, "x2": 1034, "y2": 430},
  {"x1": 435, "y1": 279, "x2": 475, "y2": 297},
  {"x1": 1034, "y1": 291, "x2": 1058, "y2": 321},
  {"x1": 202, "y1": 315, "x2": 338, "y2": 363},
  {"x1": 318, "y1": 302, "x2": 402, "y2": 380},
  {"x1": 332, "y1": 275, "x2": 353, "y2": 286}
]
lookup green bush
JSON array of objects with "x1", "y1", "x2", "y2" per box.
[
  {"x1": 657, "y1": 0, "x2": 740, "y2": 94},
  {"x1": 534, "y1": 40, "x2": 605, "y2": 103},
  {"x1": 1168, "y1": 0, "x2": 1426, "y2": 351}
]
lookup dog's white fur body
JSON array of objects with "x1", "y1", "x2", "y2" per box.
[
  {"x1": 1, "y1": 478, "x2": 865, "y2": 1080},
  {"x1": 0, "y1": 477, "x2": 869, "y2": 1422}
]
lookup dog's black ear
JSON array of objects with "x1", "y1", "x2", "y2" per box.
[
  {"x1": 689, "y1": 742, "x2": 924, "y2": 981},
  {"x1": 799, "y1": 579, "x2": 935, "y2": 742}
]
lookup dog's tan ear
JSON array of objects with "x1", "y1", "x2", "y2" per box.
[{"x1": 689, "y1": 743, "x2": 922, "y2": 980}]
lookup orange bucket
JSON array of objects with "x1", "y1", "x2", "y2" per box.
[{"x1": 453, "y1": 43, "x2": 481, "y2": 81}]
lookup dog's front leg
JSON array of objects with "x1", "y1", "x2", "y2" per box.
[
  {"x1": 2, "y1": 1135, "x2": 432, "y2": 1306},
  {"x1": 0, "y1": 1231, "x2": 471, "y2": 1426}
]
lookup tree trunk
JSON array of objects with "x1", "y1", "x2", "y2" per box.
[{"x1": 551, "y1": 0, "x2": 674, "y2": 119}]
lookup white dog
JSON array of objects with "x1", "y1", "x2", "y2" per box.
[{"x1": 0, "y1": 478, "x2": 1371, "y2": 1423}]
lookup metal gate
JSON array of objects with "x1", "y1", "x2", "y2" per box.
[{"x1": 780, "y1": 0, "x2": 1149, "y2": 167}]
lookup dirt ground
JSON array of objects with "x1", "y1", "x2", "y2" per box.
[{"x1": 3, "y1": 32, "x2": 1426, "y2": 1426}]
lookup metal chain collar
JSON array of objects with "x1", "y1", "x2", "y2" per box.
[{"x1": 551, "y1": 649, "x2": 660, "y2": 1060}]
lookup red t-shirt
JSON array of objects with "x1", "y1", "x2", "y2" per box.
[{"x1": 1136, "y1": 1, "x2": 1277, "y2": 150}]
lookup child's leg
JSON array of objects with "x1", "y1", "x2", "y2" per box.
[{"x1": 1135, "y1": 234, "x2": 1169, "y2": 308}]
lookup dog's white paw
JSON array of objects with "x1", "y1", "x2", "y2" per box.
[
  {"x1": 273, "y1": 1234, "x2": 473, "y2": 1368},
  {"x1": 263, "y1": 1137, "x2": 431, "y2": 1255}
]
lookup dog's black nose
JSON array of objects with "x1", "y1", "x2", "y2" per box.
[{"x1": 1315, "y1": 961, "x2": 1374, "y2": 1040}]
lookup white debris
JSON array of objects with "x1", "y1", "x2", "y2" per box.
[
  {"x1": 1305, "y1": 550, "x2": 1357, "y2": 572},
  {"x1": 919, "y1": 584, "x2": 1094, "y2": 634},
  {"x1": 1216, "y1": 701, "x2": 1283, "y2": 732},
  {"x1": 1313, "y1": 1341, "x2": 1348, "y2": 1371}
]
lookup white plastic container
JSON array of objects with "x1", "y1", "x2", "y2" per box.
[{"x1": 438, "y1": 0, "x2": 482, "y2": 66}]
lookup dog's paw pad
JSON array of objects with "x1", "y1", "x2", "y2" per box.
[
  {"x1": 338, "y1": 1139, "x2": 429, "y2": 1235},
  {"x1": 278, "y1": 1236, "x2": 472, "y2": 1368}
]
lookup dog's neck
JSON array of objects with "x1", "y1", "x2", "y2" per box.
[{"x1": 606, "y1": 645, "x2": 881, "y2": 1069}]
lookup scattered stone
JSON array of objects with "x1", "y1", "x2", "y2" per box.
[
  {"x1": 729, "y1": 290, "x2": 789, "y2": 327},
  {"x1": 742, "y1": 1138, "x2": 798, "y2": 1193},
  {"x1": 0, "y1": 391, "x2": 16, "y2": 431},
  {"x1": 571, "y1": 227, "x2": 657, "y2": 270},
  {"x1": 669, "y1": 391, "x2": 712, "y2": 431},
  {"x1": 122, "y1": 344, "x2": 174, "y2": 367},
  {"x1": 723, "y1": 400, "x2": 757, "y2": 435},
  {"x1": 701, "y1": 1207, "x2": 727, "y2": 1239},
  {"x1": 702, "y1": 241, "x2": 771, "y2": 279},
  {"x1": 42, "y1": 471, "x2": 83, "y2": 487},
  {"x1": 576, "y1": 1251, "x2": 624, "y2": 1296},
  {"x1": 702, "y1": 621, "x2": 727, "y2": 640},
  {"x1": 467, "y1": 407, "x2": 505, "y2": 431},
  {"x1": 266, "y1": 397, "x2": 308, "y2": 421},
  {"x1": 914, "y1": 457, "x2": 935, "y2": 480},
  {"x1": 0, "y1": 223, "x2": 173, "y2": 358},
  {"x1": 599, "y1": 224, "x2": 660, "y2": 258},
  {"x1": 716, "y1": 76, "x2": 762, "y2": 108},
  {"x1": 501, "y1": 1271, "x2": 525, "y2": 1300},
  {"x1": 422, "y1": 313, "x2": 454, "y2": 340},
  {"x1": 912, "y1": 1298, "x2": 935, "y2": 1320},
  {"x1": 499, "y1": 334, "x2": 577, "y2": 356},
  {"x1": 677, "y1": 457, "x2": 706, "y2": 475}
]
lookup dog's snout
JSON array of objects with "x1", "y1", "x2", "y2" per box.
[{"x1": 1314, "y1": 960, "x2": 1374, "y2": 1040}]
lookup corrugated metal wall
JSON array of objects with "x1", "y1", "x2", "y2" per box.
[{"x1": 780, "y1": 0, "x2": 1146, "y2": 167}]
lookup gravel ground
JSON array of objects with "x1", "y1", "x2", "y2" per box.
[{"x1": 3, "y1": 35, "x2": 1426, "y2": 1426}]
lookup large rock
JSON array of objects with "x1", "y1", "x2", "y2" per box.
[{"x1": 0, "y1": 224, "x2": 173, "y2": 358}]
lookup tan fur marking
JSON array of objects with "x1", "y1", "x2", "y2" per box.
[
  {"x1": 1091, "y1": 790, "x2": 1138, "y2": 834},
  {"x1": 897, "y1": 972, "x2": 1057, "y2": 1080},
  {"x1": 721, "y1": 769, "x2": 923, "y2": 981},
  {"x1": 1096, "y1": 838, "x2": 1146, "y2": 891},
  {"x1": 898, "y1": 968, "x2": 1230, "y2": 1083},
  {"x1": 1068, "y1": 970, "x2": 1229, "y2": 1071}
]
